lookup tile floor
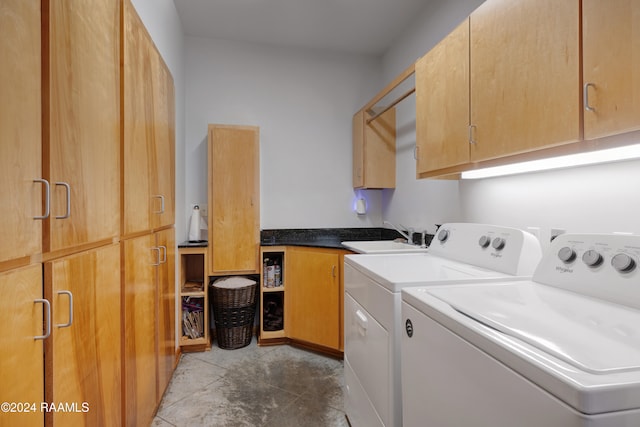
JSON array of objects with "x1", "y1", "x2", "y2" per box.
[{"x1": 152, "y1": 339, "x2": 348, "y2": 426}]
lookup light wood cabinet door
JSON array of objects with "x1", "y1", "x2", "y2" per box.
[
  {"x1": 156, "y1": 228, "x2": 176, "y2": 396},
  {"x1": 353, "y1": 108, "x2": 396, "y2": 189},
  {"x1": 123, "y1": 0, "x2": 175, "y2": 235},
  {"x1": 287, "y1": 247, "x2": 341, "y2": 350},
  {"x1": 47, "y1": 0, "x2": 120, "y2": 252},
  {"x1": 583, "y1": 0, "x2": 640, "y2": 139},
  {"x1": 0, "y1": 0, "x2": 42, "y2": 267},
  {"x1": 469, "y1": 0, "x2": 580, "y2": 161},
  {"x1": 416, "y1": 19, "x2": 470, "y2": 174},
  {"x1": 0, "y1": 265, "x2": 44, "y2": 427},
  {"x1": 45, "y1": 245, "x2": 121, "y2": 427},
  {"x1": 123, "y1": 235, "x2": 158, "y2": 427},
  {"x1": 208, "y1": 124, "x2": 260, "y2": 275}
]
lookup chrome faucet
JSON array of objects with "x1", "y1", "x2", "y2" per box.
[{"x1": 383, "y1": 220, "x2": 413, "y2": 244}]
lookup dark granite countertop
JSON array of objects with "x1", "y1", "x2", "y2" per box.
[
  {"x1": 178, "y1": 240, "x2": 208, "y2": 248},
  {"x1": 260, "y1": 227, "x2": 431, "y2": 250}
]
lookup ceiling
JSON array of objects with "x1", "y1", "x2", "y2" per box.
[{"x1": 172, "y1": 0, "x2": 431, "y2": 56}]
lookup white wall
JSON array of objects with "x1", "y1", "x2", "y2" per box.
[
  {"x1": 130, "y1": 0, "x2": 187, "y2": 240},
  {"x1": 383, "y1": 0, "x2": 640, "y2": 248},
  {"x1": 184, "y1": 36, "x2": 384, "y2": 229}
]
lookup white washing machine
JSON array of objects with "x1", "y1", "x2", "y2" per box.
[
  {"x1": 343, "y1": 223, "x2": 543, "y2": 427},
  {"x1": 401, "y1": 233, "x2": 640, "y2": 427}
]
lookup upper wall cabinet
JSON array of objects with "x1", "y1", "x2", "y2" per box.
[
  {"x1": 583, "y1": 0, "x2": 640, "y2": 139},
  {"x1": 123, "y1": 0, "x2": 175, "y2": 236},
  {"x1": 469, "y1": 0, "x2": 581, "y2": 162},
  {"x1": 208, "y1": 124, "x2": 260, "y2": 275},
  {"x1": 352, "y1": 108, "x2": 396, "y2": 189},
  {"x1": 46, "y1": 0, "x2": 121, "y2": 252},
  {"x1": 416, "y1": 20, "x2": 470, "y2": 175},
  {"x1": 0, "y1": 0, "x2": 42, "y2": 267}
]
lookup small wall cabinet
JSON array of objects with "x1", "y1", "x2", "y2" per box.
[
  {"x1": 352, "y1": 108, "x2": 396, "y2": 189},
  {"x1": 178, "y1": 245, "x2": 210, "y2": 352}
]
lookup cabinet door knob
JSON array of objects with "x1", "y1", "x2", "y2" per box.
[
  {"x1": 584, "y1": 83, "x2": 596, "y2": 112},
  {"x1": 33, "y1": 179, "x2": 50, "y2": 220},
  {"x1": 55, "y1": 182, "x2": 71, "y2": 219}
]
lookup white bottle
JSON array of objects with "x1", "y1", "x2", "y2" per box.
[{"x1": 188, "y1": 205, "x2": 201, "y2": 242}]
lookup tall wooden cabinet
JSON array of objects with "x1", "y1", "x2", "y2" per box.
[
  {"x1": 123, "y1": 0, "x2": 175, "y2": 236},
  {"x1": 583, "y1": 0, "x2": 640, "y2": 139},
  {"x1": 0, "y1": 265, "x2": 44, "y2": 427},
  {"x1": 45, "y1": 244, "x2": 121, "y2": 427},
  {"x1": 46, "y1": 0, "x2": 121, "y2": 253},
  {"x1": 208, "y1": 124, "x2": 260, "y2": 275},
  {"x1": 0, "y1": 0, "x2": 42, "y2": 268}
]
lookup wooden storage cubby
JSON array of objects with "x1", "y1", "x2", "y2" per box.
[
  {"x1": 259, "y1": 247, "x2": 286, "y2": 343},
  {"x1": 178, "y1": 246, "x2": 210, "y2": 352}
]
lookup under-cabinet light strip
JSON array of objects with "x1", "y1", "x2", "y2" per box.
[{"x1": 461, "y1": 143, "x2": 640, "y2": 179}]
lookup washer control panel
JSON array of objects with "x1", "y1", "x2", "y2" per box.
[
  {"x1": 429, "y1": 223, "x2": 542, "y2": 276},
  {"x1": 536, "y1": 233, "x2": 640, "y2": 310}
]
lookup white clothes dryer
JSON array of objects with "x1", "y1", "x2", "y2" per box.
[
  {"x1": 401, "y1": 233, "x2": 640, "y2": 427},
  {"x1": 343, "y1": 223, "x2": 542, "y2": 427}
]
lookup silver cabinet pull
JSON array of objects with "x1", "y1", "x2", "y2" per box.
[
  {"x1": 152, "y1": 195, "x2": 165, "y2": 214},
  {"x1": 584, "y1": 83, "x2": 595, "y2": 112},
  {"x1": 159, "y1": 245, "x2": 167, "y2": 264},
  {"x1": 56, "y1": 290, "x2": 73, "y2": 328},
  {"x1": 33, "y1": 179, "x2": 50, "y2": 220},
  {"x1": 55, "y1": 182, "x2": 71, "y2": 219},
  {"x1": 469, "y1": 125, "x2": 477, "y2": 144},
  {"x1": 413, "y1": 146, "x2": 418, "y2": 160},
  {"x1": 34, "y1": 299, "x2": 51, "y2": 340},
  {"x1": 151, "y1": 247, "x2": 161, "y2": 266}
]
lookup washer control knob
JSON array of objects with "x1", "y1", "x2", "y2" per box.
[
  {"x1": 492, "y1": 237, "x2": 506, "y2": 250},
  {"x1": 437, "y1": 229, "x2": 449, "y2": 243},
  {"x1": 582, "y1": 250, "x2": 603, "y2": 268},
  {"x1": 478, "y1": 236, "x2": 491, "y2": 248},
  {"x1": 557, "y1": 247, "x2": 576, "y2": 263},
  {"x1": 611, "y1": 253, "x2": 636, "y2": 273}
]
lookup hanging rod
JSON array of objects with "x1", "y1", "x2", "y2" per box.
[
  {"x1": 362, "y1": 62, "x2": 415, "y2": 124},
  {"x1": 366, "y1": 87, "x2": 416, "y2": 124}
]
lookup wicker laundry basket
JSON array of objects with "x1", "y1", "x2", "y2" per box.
[{"x1": 210, "y1": 276, "x2": 257, "y2": 349}]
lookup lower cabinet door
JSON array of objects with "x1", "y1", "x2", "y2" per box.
[
  {"x1": 287, "y1": 247, "x2": 341, "y2": 350},
  {"x1": 46, "y1": 244, "x2": 121, "y2": 426},
  {"x1": 0, "y1": 264, "x2": 44, "y2": 427}
]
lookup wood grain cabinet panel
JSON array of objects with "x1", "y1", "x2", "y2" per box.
[
  {"x1": 156, "y1": 228, "x2": 176, "y2": 396},
  {"x1": 415, "y1": 19, "x2": 470, "y2": 175},
  {"x1": 0, "y1": 0, "x2": 42, "y2": 267},
  {"x1": 353, "y1": 108, "x2": 396, "y2": 189},
  {"x1": 583, "y1": 0, "x2": 640, "y2": 139},
  {"x1": 123, "y1": 0, "x2": 175, "y2": 236},
  {"x1": 0, "y1": 265, "x2": 44, "y2": 427},
  {"x1": 208, "y1": 124, "x2": 260, "y2": 275},
  {"x1": 286, "y1": 247, "x2": 344, "y2": 351},
  {"x1": 469, "y1": 0, "x2": 581, "y2": 161},
  {"x1": 45, "y1": 244, "x2": 121, "y2": 427},
  {"x1": 47, "y1": 0, "x2": 121, "y2": 252}
]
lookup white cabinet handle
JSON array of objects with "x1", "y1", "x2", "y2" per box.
[
  {"x1": 55, "y1": 182, "x2": 71, "y2": 219},
  {"x1": 152, "y1": 195, "x2": 165, "y2": 214},
  {"x1": 34, "y1": 299, "x2": 51, "y2": 340},
  {"x1": 151, "y1": 247, "x2": 161, "y2": 266},
  {"x1": 159, "y1": 245, "x2": 167, "y2": 264},
  {"x1": 584, "y1": 82, "x2": 595, "y2": 112},
  {"x1": 33, "y1": 179, "x2": 50, "y2": 220},
  {"x1": 355, "y1": 309, "x2": 368, "y2": 336},
  {"x1": 56, "y1": 290, "x2": 73, "y2": 328}
]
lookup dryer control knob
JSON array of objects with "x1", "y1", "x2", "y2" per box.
[
  {"x1": 492, "y1": 237, "x2": 506, "y2": 250},
  {"x1": 437, "y1": 229, "x2": 449, "y2": 242},
  {"x1": 558, "y1": 247, "x2": 576, "y2": 263},
  {"x1": 582, "y1": 250, "x2": 603, "y2": 268},
  {"x1": 478, "y1": 236, "x2": 491, "y2": 248},
  {"x1": 611, "y1": 253, "x2": 636, "y2": 273}
]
